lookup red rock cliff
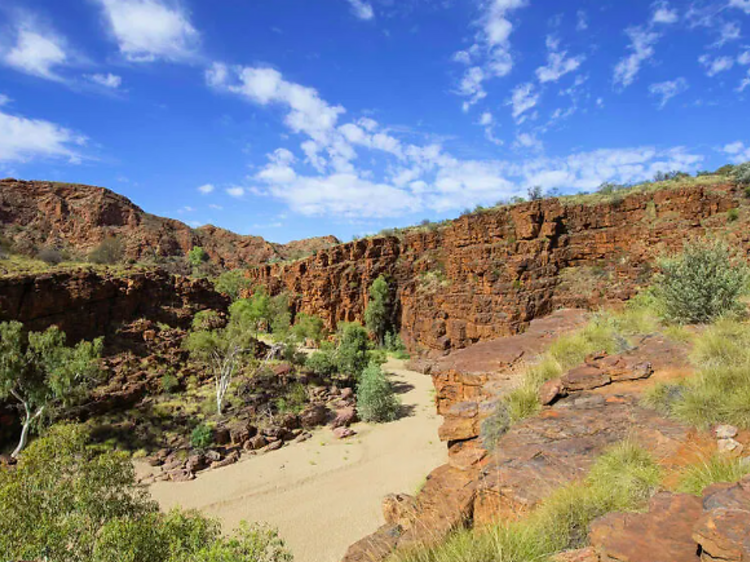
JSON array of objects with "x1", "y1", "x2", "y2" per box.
[{"x1": 251, "y1": 183, "x2": 745, "y2": 354}]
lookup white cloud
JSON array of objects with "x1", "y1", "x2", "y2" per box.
[
  {"x1": 209, "y1": 203, "x2": 223, "y2": 210},
  {"x1": 729, "y1": 0, "x2": 750, "y2": 14},
  {"x1": 713, "y1": 22, "x2": 741, "y2": 48},
  {"x1": 652, "y1": 2, "x2": 679, "y2": 25},
  {"x1": 453, "y1": 0, "x2": 530, "y2": 108},
  {"x1": 576, "y1": 10, "x2": 588, "y2": 31},
  {"x1": 722, "y1": 141, "x2": 750, "y2": 162},
  {"x1": 514, "y1": 132, "x2": 543, "y2": 151},
  {"x1": 614, "y1": 27, "x2": 660, "y2": 88},
  {"x1": 479, "y1": 112, "x2": 502, "y2": 145},
  {"x1": 197, "y1": 183, "x2": 215, "y2": 194},
  {"x1": 345, "y1": 0, "x2": 374, "y2": 20},
  {"x1": 0, "y1": 109, "x2": 86, "y2": 164},
  {"x1": 740, "y1": 51, "x2": 750, "y2": 66},
  {"x1": 507, "y1": 82, "x2": 539, "y2": 122},
  {"x1": 94, "y1": 0, "x2": 199, "y2": 62},
  {"x1": 226, "y1": 187, "x2": 245, "y2": 198},
  {"x1": 699, "y1": 54, "x2": 735, "y2": 76},
  {"x1": 2, "y1": 21, "x2": 68, "y2": 80},
  {"x1": 0, "y1": 94, "x2": 10, "y2": 106},
  {"x1": 536, "y1": 36, "x2": 585, "y2": 83},
  {"x1": 649, "y1": 77, "x2": 688, "y2": 108},
  {"x1": 85, "y1": 73, "x2": 122, "y2": 88}
]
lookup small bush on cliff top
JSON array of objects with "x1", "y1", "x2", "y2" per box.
[
  {"x1": 652, "y1": 238, "x2": 749, "y2": 324},
  {"x1": 390, "y1": 441, "x2": 661, "y2": 562},
  {"x1": 38, "y1": 246, "x2": 64, "y2": 265},
  {"x1": 89, "y1": 236, "x2": 125, "y2": 265},
  {"x1": 190, "y1": 423, "x2": 214, "y2": 450}
]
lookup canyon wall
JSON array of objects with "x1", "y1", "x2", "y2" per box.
[
  {"x1": 0, "y1": 268, "x2": 227, "y2": 344},
  {"x1": 251, "y1": 183, "x2": 744, "y2": 354}
]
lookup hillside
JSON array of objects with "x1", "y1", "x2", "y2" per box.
[{"x1": 0, "y1": 179, "x2": 339, "y2": 269}]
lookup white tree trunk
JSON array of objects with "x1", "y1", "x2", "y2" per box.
[{"x1": 11, "y1": 399, "x2": 44, "y2": 459}]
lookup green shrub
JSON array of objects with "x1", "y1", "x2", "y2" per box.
[
  {"x1": 480, "y1": 404, "x2": 510, "y2": 450},
  {"x1": 89, "y1": 237, "x2": 125, "y2": 265},
  {"x1": 38, "y1": 246, "x2": 63, "y2": 265},
  {"x1": 728, "y1": 208, "x2": 740, "y2": 222},
  {"x1": 188, "y1": 247, "x2": 209, "y2": 267},
  {"x1": 213, "y1": 270, "x2": 252, "y2": 301},
  {"x1": 677, "y1": 455, "x2": 750, "y2": 495},
  {"x1": 357, "y1": 362, "x2": 399, "y2": 423},
  {"x1": 365, "y1": 275, "x2": 394, "y2": 346},
  {"x1": 192, "y1": 310, "x2": 224, "y2": 332},
  {"x1": 305, "y1": 348, "x2": 337, "y2": 377},
  {"x1": 732, "y1": 161, "x2": 750, "y2": 186},
  {"x1": 337, "y1": 323, "x2": 371, "y2": 378},
  {"x1": 276, "y1": 383, "x2": 308, "y2": 414},
  {"x1": 652, "y1": 239, "x2": 750, "y2": 324},
  {"x1": 384, "y1": 332, "x2": 409, "y2": 359},
  {"x1": 190, "y1": 424, "x2": 214, "y2": 450},
  {"x1": 291, "y1": 313, "x2": 326, "y2": 344},
  {"x1": 160, "y1": 373, "x2": 180, "y2": 394}
]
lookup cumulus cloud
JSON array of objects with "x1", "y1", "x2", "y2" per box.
[
  {"x1": 536, "y1": 36, "x2": 585, "y2": 83},
  {"x1": 729, "y1": 0, "x2": 750, "y2": 14},
  {"x1": 94, "y1": 0, "x2": 199, "y2": 62},
  {"x1": 226, "y1": 187, "x2": 245, "y2": 198},
  {"x1": 614, "y1": 27, "x2": 660, "y2": 88},
  {"x1": 2, "y1": 19, "x2": 68, "y2": 80},
  {"x1": 197, "y1": 183, "x2": 214, "y2": 194},
  {"x1": 699, "y1": 54, "x2": 735, "y2": 76},
  {"x1": 85, "y1": 73, "x2": 122, "y2": 88},
  {"x1": 722, "y1": 141, "x2": 750, "y2": 162},
  {"x1": 652, "y1": 2, "x2": 679, "y2": 25},
  {"x1": 345, "y1": 0, "x2": 374, "y2": 20},
  {"x1": 649, "y1": 77, "x2": 688, "y2": 108},
  {"x1": 0, "y1": 109, "x2": 86, "y2": 164}
]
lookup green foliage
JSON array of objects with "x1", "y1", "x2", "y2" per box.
[
  {"x1": 652, "y1": 239, "x2": 750, "y2": 324},
  {"x1": 732, "y1": 161, "x2": 750, "y2": 186},
  {"x1": 527, "y1": 185, "x2": 544, "y2": 200},
  {"x1": 357, "y1": 362, "x2": 399, "y2": 423},
  {"x1": 337, "y1": 323, "x2": 371, "y2": 378},
  {"x1": 0, "y1": 322, "x2": 103, "y2": 456},
  {"x1": 213, "y1": 270, "x2": 252, "y2": 301},
  {"x1": 384, "y1": 331, "x2": 409, "y2": 359},
  {"x1": 291, "y1": 313, "x2": 326, "y2": 344},
  {"x1": 89, "y1": 237, "x2": 125, "y2": 265},
  {"x1": 0, "y1": 425, "x2": 293, "y2": 562},
  {"x1": 728, "y1": 208, "x2": 740, "y2": 222},
  {"x1": 275, "y1": 383, "x2": 308, "y2": 414},
  {"x1": 38, "y1": 246, "x2": 64, "y2": 265},
  {"x1": 160, "y1": 373, "x2": 180, "y2": 394},
  {"x1": 192, "y1": 309, "x2": 224, "y2": 332},
  {"x1": 269, "y1": 293, "x2": 291, "y2": 337},
  {"x1": 643, "y1": 319, "x2": 750, "y2": 429},
  {"x1": 229, "y1": 289, "x2": 271, "y2": 335},
  {"x1": 305, "y1": 346, "x2": 337, "y2": 377},
  {"x1": 364, "y1": 275, "x2": 393, "y2": 345},
  {"x1": 188, "y1": 247, "x2": 209, "y2": 267},
  {"x1": 190, "y1": 423, "x2": 214, "y2": 450},
  {"x1": 677, "y1": 454, "x2": 750, "y2": 495},
  {"x1": 390, "y1": 441, "x2": 660, "y2": 562}
]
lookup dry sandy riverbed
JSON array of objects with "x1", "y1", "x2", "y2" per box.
[{"x1": 141, "y1": 357, "x2": 446, "y2": 562}]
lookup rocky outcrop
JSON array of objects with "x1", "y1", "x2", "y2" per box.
[
  {"x1": 251, "y1": 183, "x2": 743, "y2": 354},
  {"x1": 0, "y1": 179, "x2": 338, "y2": 268},
  {"x1": 0, "y1": 268, "x2": 227, "y2": 343}
]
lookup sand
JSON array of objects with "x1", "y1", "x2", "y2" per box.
[{"x1": 143, "y1": 357, "x2": 446, "y2": 562}]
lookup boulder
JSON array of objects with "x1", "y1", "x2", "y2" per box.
[
  {"x1": 715, "y1": 425, "x2": 739, "y2": 440},
  {"x1": 539, "y1": 378, "x2": 564, "y2": 405},
  {"x1": 300, "y1": 404, "x2": 329, "y2": 428},
  {"x1": 693, "y1": 509, "x2": 750, "y2": 561},
  {"x1": 561, "y1": 365, "x2": 610, "y2": 392},
  {"x1": 333, "y1": 427, "x2": 357, "y2": 439},
  {"x1": 245, "y1": 435, "x2": 268, "y2": 451},
  {"x1": 332, "y1": 407, "x2": 357, "y2": 428},
  {"x1": 382, "y1": 494, "x2": 417, "y2": 529},
  {"x1": 210, "y1": 451, "x2": 239, "y2": 469}
]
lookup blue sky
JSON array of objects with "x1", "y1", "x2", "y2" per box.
[{"x1": 1, "y1": 0, "x2": 750, "y2": 243}]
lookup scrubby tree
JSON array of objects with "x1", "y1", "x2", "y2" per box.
[
  {"x1": 653, "y1": 238, "x2": 750, "y2": 324},
  {"x1": 269, "y1": 293, "x2": 291, "y2": 337},
  {"x1": 527, "y1": 185, "x2": 544, "y2": 201},
  {"x1": 229, "y1": 289, "x2": 271, "y2": 336},
  {"x1": 356, "y1": 362, "x2": 399, "y2": 423},
  {"x1": 732, "y1": 161, "x2": 750, "y2": 187},
  {"x1": 0, "y1": 322, "x2": 103, "y2": 458},
  {"x1": 188, "y1": 246, "x2": 209, "y2": 268},
  {"x1": 337, "y1": 322, "x2": 372, "y2": 378},
  {"x1": 214, "y1": 269, "x2": 252, "y2": 301},
  {"x1": 89, "y1": 236, "x2": 125, "y2": 265},
  {"x1": 185, "y1": 311, "x2": 257, "y2": 416},
  {"x1": 291, "y1": 313, "x2": 326, "y2": 345},
  {"x1": 0, "y1": 424, "x2": 293, "y2": 562},
  {"x1": 364, "y1": 275, "x2": 393, "y2": 346}
]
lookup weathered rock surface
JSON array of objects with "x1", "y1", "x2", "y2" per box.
[{"x1": 0, "y1": 179, "x2": 338, "y2": 268}]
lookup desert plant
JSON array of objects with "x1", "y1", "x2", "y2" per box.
[
  {"x1": 190, "y1": 423, "x2": 214, "y2": 450},
  {"x1": 0, "y1": 424, "x2": 292, "y2": 562},
  {"x1": 337, "y1": 323, "x2": 371, "y2": 379},
  {"x1": 213, "y1": 269, "x2": 252, "y2": 301},
  {"x1": 480, "y1": 403, "x2": 510, "y2": 450},
  {"x1": 384, "y1": 332, "x2": 409, "y2": 359},
  {"x1": 652, "y1": 239, "x2": 750, "y2": 324},
  {"x1": 357, "y1": 362, "x2": 399, "y2": 423},
  {"x1": 89, "y1": 237, "x2": 125, "y2": 265},
  {"x1": 192, "y1": 309, "x2": 225, "y2": 332},
  {"x1": 269, "y1": 293, "x2": 291, "y2": 337},
  {"x1": 230, "y1": 289, "x2": 272, "y2": 336},
  {"x1": 38, "y1": 246, "x2": 63, "y2": 265},
  {"x1": 188, "y1": 246, "x2": 209, "y2": 267},
  {"x1": 160, "y1": 373, "x2": 180, "y2": 394},
  {"x1": 677, "y1": 454, "x2": 750, "y2": 495},
  {"x1": 732, "y1": 161, "x2": 750, "y2": 186},
  {"x1": 0, "y1": 322, "x2": 103, "y2": 457},
  {"x1": 305, "y1": 348, "x2": 337, "y2": 377},
  {"x1": 291, "y1": 313, "x2": 326, "y2": 344},
  {"x1": 527, "y1": 185, "x2": 544, "y2": 201},
  {"x1": 728, "y1": 208, "x2": 740, "y2": 222},
  {"x1": 365, "y1": 275, "x2": 393, "y2": 345}
]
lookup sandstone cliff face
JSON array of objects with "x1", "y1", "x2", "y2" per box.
[
  {"x1": 0, "y1": 179, "x2": 338, "y2": 268},
  {"x1": 251, "y1": 183, "x2": 743, "y2": 354},
  {"x1": 0, "y1": 268, "x2": 227, "y2": 343}
]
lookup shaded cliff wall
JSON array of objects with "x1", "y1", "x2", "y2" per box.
[
  {"x1": 0, "y1": 268, "x2": 228, "y2": 344},
  {"x1": 250, "y1": 184, "x2": 743, "y2": 354}
]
